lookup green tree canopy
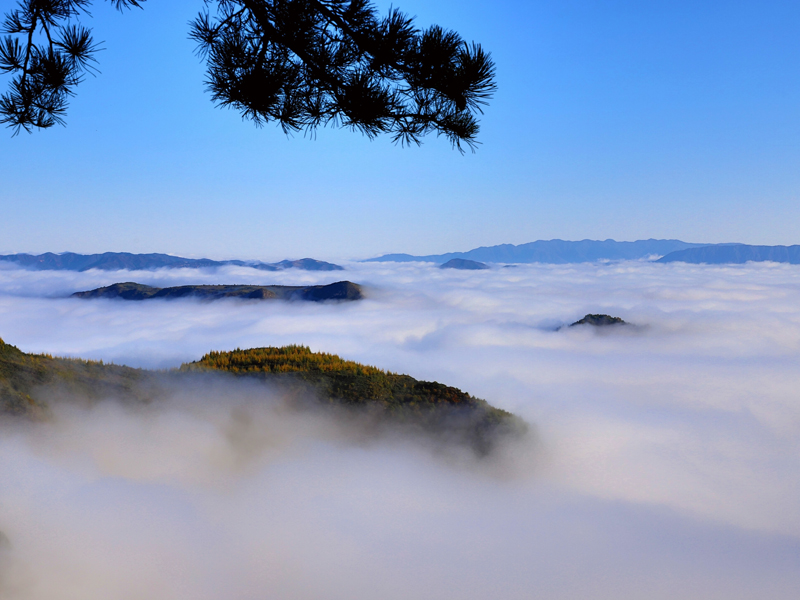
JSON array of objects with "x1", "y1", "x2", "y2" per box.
[{"x1": 1, "y1": 0, "x2": 496, "y2": 150}]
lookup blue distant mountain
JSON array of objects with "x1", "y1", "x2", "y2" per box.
[
  {"x1": 657, "y1": 244, "x2": 800, "y2": 264},
  {"x1": 367, "y1": 239, "x2": 706, "y2": 264},
  {"x1": 440, "y1": 258, "x2": 490, "y2": 270},
  {"x1": 0, "y1": 252, "x2": 343, "y2": 272}
]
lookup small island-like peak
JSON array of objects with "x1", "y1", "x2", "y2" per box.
[
  {"x1": 570, "y1": 314, "x2": 627, "y2": 327},
  {"x1": 440, "y1": 258, "x2": 489, "y2": 270}
]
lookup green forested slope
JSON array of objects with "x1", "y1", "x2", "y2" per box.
[
  {"x1": 183, "y1": 346, "x2": 525, "y2": 450},
  {"x1": 0, "y1": 338, "x2": 147, "y2": 416},
  {"x1": 1, "y1": 340, "x2": 525, "y2": 453}
]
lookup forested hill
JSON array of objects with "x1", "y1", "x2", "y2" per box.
[
  {"x1": 367, "y1": 239, "x2": 705, "y2": 264},
  {"x1": 0, "y1": 340, "x2": 524, "y2": 454},
  {"x1": 0, "y1": 338, "x2": 146, "y2": 417},
  {"x1": 0, "y1": 252, "x2": 343, "y2": 272},
  {"x1": 185, "y1": 345, "x2": 494, "y2": 410},
  {"x1": 184, "y1": 346, "x2": 524, "y2": 453},
  {"x1": 72, "y1": 281, "x2": 363, "y2": 302}
]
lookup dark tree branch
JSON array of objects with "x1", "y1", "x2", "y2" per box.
[
  {"x1": 0, "y1": 0, "x2": 144, "y2": 134},
  {"x1": 2, "y1": 0, "x2": 496, "y2": 150}
]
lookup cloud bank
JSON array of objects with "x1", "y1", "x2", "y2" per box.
[{"x1": 1, "y1": 261, "x2": 799, "y2": 599}]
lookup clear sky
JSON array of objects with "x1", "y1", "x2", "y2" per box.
[{"x1": 1, "y1": 0, "x2": 799, "y2": 261}]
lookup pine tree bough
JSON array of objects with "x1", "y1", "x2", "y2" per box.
[{"x1": 1, "y1": 1, "x2": 497, "y2": 151}]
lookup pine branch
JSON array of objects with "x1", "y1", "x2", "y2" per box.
[
  {"x1": 2, "y1": 0, "x2": 495, "y2": 149},
  {"x1": 0, "y1": 0, "x2": 143, "y2": 134}
]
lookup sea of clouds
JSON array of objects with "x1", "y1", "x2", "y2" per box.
[{"x1": 1, "y1": 260, "x2": 799, "y2": 599}]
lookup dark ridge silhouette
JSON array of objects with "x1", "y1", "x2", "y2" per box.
[
  {"x1": 0, "y1": 252, "x2": 343, "y2": 272},
  {"x1": 367, "y1": 239, "x2": 706, "y2": 264},
  {"x1": 657, "y1": 244, "x2": 800, "y2": 264},
  {"x1": 0, "y1": 339, "x2": 526, "y2": 455},
  {"x1": 570, "y1": 314, "x2": 628, "y2": 327},
  {"x1": 72, "y1": 281, "x2": 363, "y2": 302},
  {"x1": 440, "y1": 258, "x2": 490, "y2": 270}
]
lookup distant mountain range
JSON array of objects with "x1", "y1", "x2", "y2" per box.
[
  {"x1": 367, "y1": 239, "x2": 704, "y2": 264},
  {"x1": 72, "y1": 281, "x2": 363, "y2": 302},
  {"x1": 657, "y1": 244, "x2": 800, "y2": 264},
  {"x1": 368, "y1": 240, "x2": 800, "y2": 265},
  {"x1": 6, "y1": 244, "x2": 799, "y2": 272},
  {"x1": 0, "y1": 252, "x2": 343, "y2": 272}
]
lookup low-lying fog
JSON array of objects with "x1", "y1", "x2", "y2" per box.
[{"x1": 1, "y1": 261, "x2": 799, "y2": 599}]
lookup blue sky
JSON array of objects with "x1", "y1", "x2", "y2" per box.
[{"x1": 1, "y1": 0, "x2": 799, "y2": 260}]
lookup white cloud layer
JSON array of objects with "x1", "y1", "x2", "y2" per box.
[{"x1": 1, "y1": 261, "x2": 799, "y2": 599}]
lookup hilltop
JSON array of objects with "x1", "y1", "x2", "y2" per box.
[
  {"x1": 0, "y1": 340, "x2": 524, "y2": 454},
  {"x1": 570, "y1": 314, "x2": 628, "y2": 327},
  {"x1": 184, "y1": 346, "x2": 524, "y2": 453}
]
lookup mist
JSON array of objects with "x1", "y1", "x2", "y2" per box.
[{"x1": 1, "y1": 261, "x2": 799, "y2": 599}]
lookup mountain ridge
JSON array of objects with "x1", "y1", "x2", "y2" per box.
[
  {"x1": 72, "y1": 281, "x2": 364, "y2": 302},
  {"x1": 657, "y1": 244, "x2": 800, "y2": 264},
  {"x1": 369, "y1": 240, "x2": 800, "y2": 265},
  {"x1": 366, "y1": 239, "x2": 707, "y2": 264},
  {"x1": 0, "y1": 252, "x2": 343, "y2": 272}
]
